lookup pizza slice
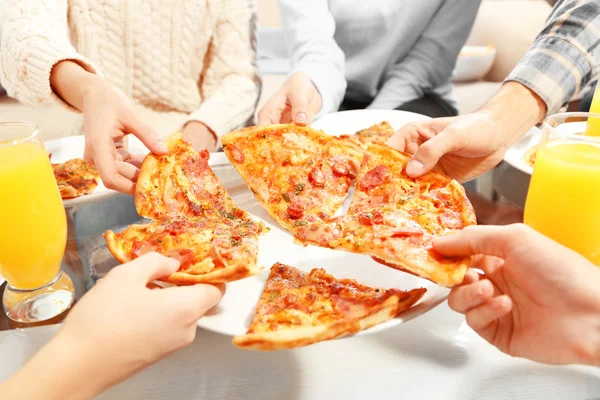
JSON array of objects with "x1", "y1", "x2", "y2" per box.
[
  {"x1": 105, "y1": 217, "x2": 264, "y2": 284},
  {"x1": 340, "y1": 121, "x2": 396, "y2": 147},
  {"x1": 222, "y1": 124, "x2": 363, "y2": 232},
  {"x1": 135, "y1": 132, "x2": 240, "y2": 221},
  {"x1": 52, "y1": 158, "x2": 100, "y2": 199},
  {"x1": 105, "y1": 131, "x2": 268, "y2": 284},
  {"x1": 233, "y1": 263, "x2": 426, "y2": 350},
  {"x1": 295, "y1": 143, "x2": 477, "y2": 287}
]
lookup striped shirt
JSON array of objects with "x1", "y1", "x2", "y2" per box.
[{"x1": 506, "y1": 0, "x2": 600, "y2": 114}]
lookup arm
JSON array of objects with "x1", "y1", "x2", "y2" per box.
[
  {"x1": 184, "y1": 0, "x2": 260, "y2": 142},
  {"x1": 0, "y1": 0, "x2": 99, "y2": 110},
  {"x1": 506, "y1": 0, "x2": 600, "y2": 115},
  {"x1": 369, "y1": 0, "x2": 481, "y2": 110},
  {"x1": 279, "y1": 0, "x2": 346, "y2": 116}
]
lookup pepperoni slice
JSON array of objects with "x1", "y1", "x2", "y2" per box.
[
  {"x1": 358, "y1": 210, "x2": 384, "y2": 226},
  {"x1": 360, "y1": 165, "x2": 389, "y2": 190},
  {"x1": 308, "y1": 165, "x2": 326, "y2": 188},
  {"x1": 439, "y1": 211, "x2": 463, "y2": 229},
  {"x1": 227, "y1": 144, "x2": 245, "y2": 163},
  {"x1": 287, "y1": 201, "x2": 304, "y2": 220},
  {"x1": 332, "y1": 160, "x2": 357, "y2": 179}
]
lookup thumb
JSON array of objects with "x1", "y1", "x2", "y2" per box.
[
  {"x1": 126, "y1": 252, "x2": 181, "y2": 283},
  {"x1": 290, "y1": 92, "x2": 311, "y2": 126},
  {"x1": 405, "y1": 130, "x2": 460, "y2": 178},
  {"x1": 162, "y1": 284, "x2": 225, "y2": 323},
  {"x1": 433, "y1": 225, "x2": 517, "y2": 261},
  {"x1": 123, "y1": 112, "x2": 168, "y2": 155}
]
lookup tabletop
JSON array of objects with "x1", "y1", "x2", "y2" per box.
[{"x1": 3, "y1": 165, "x2": 598, "y2": 400}]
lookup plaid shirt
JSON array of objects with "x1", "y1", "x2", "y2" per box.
[{"x1": 506, "y1": 0, "x2": 600, "y2": 114}]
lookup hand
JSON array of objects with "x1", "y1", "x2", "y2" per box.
[
  {"x1": 258, "y1": 72, "x2": 322, "y2": 126},
  {"x1": 182, "y1": 121, "x2": 217, "y2": 151},
  {"x1": 1, "y1": 253, "x2": 224, "y2": 399},
  {"x1": 388, "y1": 82, "x2": 547, "y2": 182},
  {"x1": 49, "y1": 61, "x2": 168, "y2": 195},
  {"x1": 434, "y1": 224, "x2": 600, "y2": 366},
  {"x1": 81, "y1": 81, "x2": 168, "y2": 194},
  {"x1": 388, "y1": 111, "x2": 506, "y2": 182}
]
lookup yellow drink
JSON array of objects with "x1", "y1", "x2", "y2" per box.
[
  {"x1": 0, "y1": 141, "x2": 66, "y2": 289},
  {"x1": 585, "y1": 86, "x2": 600, "y2": 137},
  {"x1": 524, "y1": 140, "x2": 600, "y2": 264}
]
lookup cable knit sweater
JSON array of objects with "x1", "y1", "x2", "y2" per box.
[{"x1": 0, "y1": 0, "x2": 260, "y2": 139}]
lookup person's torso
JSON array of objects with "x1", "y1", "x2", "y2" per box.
[
  {"x1": 328, "y1": 0, "x2": 449, "y2": 101},
  {"x1": 67, "y1": 0, "x2": 216, "y2": 113}
]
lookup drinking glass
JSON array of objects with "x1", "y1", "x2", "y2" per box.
[
  {"x1": 0, "y1": 122, "x2": 75, "y2": 323},
  {"x1": 524, "y1": 112, "x2": 600, "y2": 265}
]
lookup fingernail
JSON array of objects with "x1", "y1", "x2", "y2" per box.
[
  {"x1": 494, "y1": 297, "x2": 510, "y2": 309},
  {"x1": 406, "y1": 160, "x2": 424, "y2": 176},
  {"x1": 156, "y1": 140, "x2": 168, "y2": 153},
  {"x1": 295, "y1": 113, "x2": 307, "y2": 124}
]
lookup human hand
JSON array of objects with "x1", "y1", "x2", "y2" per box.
[
  {"x1": 81, "y1": 80, "x2": 168, "y2": 195},
  {"x1": 1, "y1": 253, "x2": 224, "y2": 399},
  {"x1": 258, "y1": 72, "x2": 322, "y2": 126},
  {"x1": 182, "y1": 121, "x2": 217, "y2": 151},
  {"x1": 388, "y1": 82, "x2": 547, "y2": 183},
  {"x1": 387, "y1": 111, "x2": 506, "y2": 182},
  {"x1": 435, "y1": 224, "x2": 600, "y2": 366}
]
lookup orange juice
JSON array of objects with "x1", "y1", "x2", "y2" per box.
[
  {"x1": 0, "y1": 141, "x2": 66, "y2": 289},
  {"x1": 585, "y1": 86, "x2": 600, "y2": 137},
  {"x1": 524, "y1": 140, "x2": 600, "y2": 264}
]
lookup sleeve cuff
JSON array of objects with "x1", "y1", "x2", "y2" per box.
[
  {"x1": 23, "y1": 39, "x2": 100, "y2": 111},
  {"x1": 505, "y1": 36, "x2": 594, "y2": 115},
  {"x1": 291, "y1": 60, "x2": 347, "y2": 118}
]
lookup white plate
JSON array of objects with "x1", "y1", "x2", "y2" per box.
[
  {"x1": 198, "y1": 109, "x2": 449, "y2": 339},
  {"x1": 503, "y1": 127, "x2": 541, "y2": 175},
  {"x1": 45, "y1": 136, "x2": 230, "y2": 208},
  {"x1": 312, "y1": 109, "x2": 430, "y2": 135},
  {"x1": 503, "y1": 121, "x2": 588, "y2": 175}
]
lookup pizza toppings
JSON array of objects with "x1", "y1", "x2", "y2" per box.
[
  {"x1": 287, "y1": 201, "x2": 304, "y2": 220},
  {"x1": 359, "y1": 165, "x2": 389, "y2": 190},
  {"x1": 308, "y1": 165, "x2": 326, "y2": 188},
  {"x1": 227, "y1": 144, "x2": 245, "y2": 163},
  {"x1": 332, "y1": 159, "x2": 356, "y2": 178}
]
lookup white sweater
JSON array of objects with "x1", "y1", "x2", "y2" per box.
[
  {"x1": 0, "y1": 0, "x2": 260, "y2": 138},
  {"x1": 280, "y1": 0, "x2": 481, "y2": 115}
]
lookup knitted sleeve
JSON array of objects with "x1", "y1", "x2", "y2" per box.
[
  {"x1": 0, "y1": 0, "x2": 99, "y2": 110},
  {"x1": 184, "y1": 0, "x2": 260, "y2": 140}
]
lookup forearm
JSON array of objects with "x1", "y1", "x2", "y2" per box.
[
  {"x1": 50, "y1": 61, "x2": 106, "y2": 112},
  {"x1": 479, "y1": 82, "x2": 547, "y2": 146},
  {"x1": 0, "y1": 333, "x2": 109, "y2": 400}
]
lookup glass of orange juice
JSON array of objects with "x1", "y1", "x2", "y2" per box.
[
  {"x1": 0, "y1": 122, "x2": 75, "y2": 323},
  {"x1": 524, "y1": 112, "x2": 600, "y2": 265}
]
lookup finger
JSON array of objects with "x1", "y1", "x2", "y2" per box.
[
  {"x1": 116, "y1": 161, "x2": 140, "y2": 182},
  {"x1": 122, "y1": 113, "x2": 168, "y2": 155},
  {"x1": 387, "y1": 123, "x2": 421, "y2": 152},
  {"x1": 288, "y1": 90, "x2": 310, "y2": 126},
  {"x1": 465, "y1": 295, "x2": 512, "y2": 332},
  {"x1": 462, "y1": 269, "x2": 482, "y2": 285},
  {"x1": 116, "y1": 148, "x2": 133, "y2": 162},
  {"x1": 405, "y1": 131, "x2": 462, "y2": 178},
  {"x1": 162, "y1": 283, "x2": 225, "y2": 323},
  {"x1": 126, "y1": 154, "x2": 146, "y2": 169},
  {"x1": 92, "y1": 137, "x2": 135, "y2": 194},
  {"x1": 433, "y1": 225, "x2": 521, "y2": 261},
  {"x1": 448, "y1": 279, "x2": 495, "y2": 314},
  {"x1": 125, "y1": 252, "x2": 181, "y2": 283},
  {"x1": 257, "y1": 93, "x2": 286, "y2": 126}
]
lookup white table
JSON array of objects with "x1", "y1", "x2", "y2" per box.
[{"x1": 2, "y1": 302, "x2": 599, "y2": 400}]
